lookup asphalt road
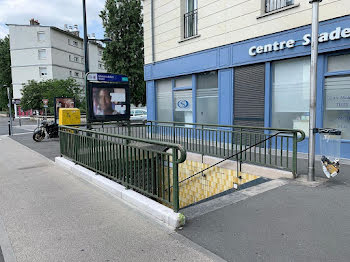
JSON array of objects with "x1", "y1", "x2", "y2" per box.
[
  {"x1": 0, "y1": 116, "x2": 37, "y2": 136},
  {"x1": 178, "y1": 172, "x2": 350, "y2": 262},
  {"x1": 0, "y1": 116, "x2": 60, "y2": 161}
]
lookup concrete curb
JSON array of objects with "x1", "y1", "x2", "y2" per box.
[{"x1": 55, "y1": 157, "x2": 185, "y2": 229}]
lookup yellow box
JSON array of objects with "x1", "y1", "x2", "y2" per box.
[{"x1": 59, "y1": 108, "x2": 81, "y2": 125}]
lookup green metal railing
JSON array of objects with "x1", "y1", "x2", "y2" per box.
[
  {"x1": 89, "y1": 120, "x2": 305, "y2": 177},
  {"x1": 59, "y1": 125, "x2": 186, "y2": 212}
]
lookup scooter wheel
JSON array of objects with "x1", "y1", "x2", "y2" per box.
[{"x1": 33, "y1": 130, "x2": 45, "y2": 142}]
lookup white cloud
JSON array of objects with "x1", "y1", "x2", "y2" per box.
[
  {"x1": 0, "y1": 0, "x2": 105, "y2": 38},
  {"x1": 0, "y1": 25, "x2": 8, "y2": 38}
]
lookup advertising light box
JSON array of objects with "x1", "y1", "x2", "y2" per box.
[{"x1": 87, "y1": 73, "x2": 130, "y2": 122}]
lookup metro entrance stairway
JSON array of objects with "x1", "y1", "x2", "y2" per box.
[{"x1": 59, "y1": 121, "x2": 305, "y2": 211}]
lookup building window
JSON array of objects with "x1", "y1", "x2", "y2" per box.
[
  {"x1": 37, "y1": 31, "x2": 45, "y2": 41},
  {"x1": 324, "y1": 54, "x2": 350, "y2": 139},
  {"x1": 271, "y1": 57, "x2": 310, "y2": 135},
  {"x1": 156, "y1": 79, "x2": 173, "y2": 122},
  {"x1": 74, "y1": 56, "x2": 79, "y2": 62},
  {"x1": 68, "y1": 39, "x2": 71, "y2": 45},
  {"x1": 196, "y1": 71, "x2": 218, "y2": 125},
  {"x1": 98, "y1": 63, "x2": 103, "y2": 69},
  {"x1": 265, "y1": 0, "x2": 294, "y2": 13},
  {"x1": 81, "y1": 57, "x2": 84, "y2": 63},
  {"x1": 184, "y1": 0, "x2": 198, "y2": 39},
  {"x1": 69, "y1": 70, "x2": 72, "y2": 76},
  {"x1": 73, "y1": 40, "x2": 78, "y2": 47},
  {"x1": 39, "y1": 67, "x2": 48, "y2": 77},
  {"x1": 38, "y1": 49, "x2": 47, "y2": 60},
  {"x1": 74, "y1": 72, "x2": 80, "y2": 77},
  {"x1": 98, "y1": 50, "x2": 103, "y2": 56}
]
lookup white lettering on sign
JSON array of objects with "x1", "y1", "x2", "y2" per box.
[{"x1": 249, "y1": 27, "x2": 350, "y2": 56}]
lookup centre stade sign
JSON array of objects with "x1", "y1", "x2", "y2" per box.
[{"x1": 249, "y1": 26, "x2": 350, "y2": 56}]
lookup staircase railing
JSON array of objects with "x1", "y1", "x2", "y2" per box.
[
  {"x1": 59, "y1": 125, "x2": 186, "y2": 212},
  {"x1": 89, "y1": 121, "x2": 305, "y2": 177},
  {"x1": 179, "y1": 131, "x2": 285, "y2": 186}
]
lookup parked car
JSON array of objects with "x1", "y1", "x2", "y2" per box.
[{"x1": 130, "y1": 108, "x2": 147, "y2": 121}]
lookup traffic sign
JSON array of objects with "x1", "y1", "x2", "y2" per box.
[{"x1": 42, "y1": 99, "x2": 49, "y2": 108}]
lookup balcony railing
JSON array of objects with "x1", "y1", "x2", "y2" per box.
[
  {"x1": 184, "y1": 9, "x2": 198, "y2": 39},
  {"x1": 265, "y1": 0, "x2": 294, "y2": 13}
]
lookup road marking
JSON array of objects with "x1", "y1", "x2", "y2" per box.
[{"x1": 11, "y1": 132, "x2": 33, "y2": 136}]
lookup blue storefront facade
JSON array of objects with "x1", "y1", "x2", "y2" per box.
[{"x1": 145, "y1": 15, "x2": 350, "y2": 158}]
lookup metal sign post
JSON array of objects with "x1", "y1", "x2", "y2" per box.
[
  {"x1": 308, "y1": 0, "x2": 322, "y2": 181},
  {"x1": 7, "y1": 86, "x2": 13, "y2": 136},
  {"x1": 42, "y1": 99, "x2": 49, "y2": 120}
]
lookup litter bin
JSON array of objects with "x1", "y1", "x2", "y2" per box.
[{"x1": 318, "y1": 128, "x2": 341, "y2": 178}]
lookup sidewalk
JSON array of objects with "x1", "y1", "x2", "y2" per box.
[
  {"x1": 0, "y1": 136, "x2": 223, "y2": 262},
  {"x1": 178, "y1": 165, "x2": 350, "y2": 261}
]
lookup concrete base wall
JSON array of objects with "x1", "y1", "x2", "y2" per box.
[{"x1": 55, "y1": 157, "x2": 185, "y2": 229}]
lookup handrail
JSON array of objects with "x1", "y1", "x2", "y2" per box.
[
  {"x1": 59, "y1": 125, "x2": 187, "y2": 164},
  {"x1": 146, "y1": 120, "x2": 306, "y2": 143},
  {"x1": 179, "y1": 132, "x2": 284, "y2": 185}
]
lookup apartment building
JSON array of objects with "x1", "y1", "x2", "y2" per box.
[
  {"x1": 144, "y1": 0, "x2": 350, "y2": 158},
  {"x1": 8, "y1": 19, "x2": 106, "y2": 116}
]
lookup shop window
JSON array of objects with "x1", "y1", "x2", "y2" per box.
[
  {"x1": 175, "y1": 75, "x2": 192, "y2": 88},
  {"x1": 196, "y1": 71, "x2": 218, "y2": 125},
  {"x1": 324, "y1": 75, "x2": 350, "y2": 139},
  {"x1": 328, "y1": 54, "x2": 350, "y2": 73},
  {"x1": 174, "y1": 90, "x2": 193, "y2": 123},
  {"x1": 271, "y1": 57, "x2": 310, "y2": 135},
  {"x1": 156, "y1": 79, "x2": 173, "y2": 122}
]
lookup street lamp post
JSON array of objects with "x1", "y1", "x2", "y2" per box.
[
  {"x1": 82, "y1": 0, "x2": 90, "y2": 127},
  {"x1": 308, "y1": 0, "x2": 322, "y2": 181}
]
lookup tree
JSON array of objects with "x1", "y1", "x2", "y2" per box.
[
  {"x1": 100, "y1": 0, "x2": 145, "y2": 106},
  {"x1": 0, "y1": 36, "x2": 12, "y2": 111},
  {"x1": 20, "y1": 79, "x2": 84, "y2": 114}
]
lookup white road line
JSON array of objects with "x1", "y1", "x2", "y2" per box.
[{"x1": 11, "y1": 132, "x2": 33, "y2": 136}]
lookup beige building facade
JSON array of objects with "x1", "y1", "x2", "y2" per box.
[
  {"x1": 144, "y1": 0, "x2": 350, "y2": 64},
  {"x1": 144, "y1": 0, "x2": 350, "y2": 158}
]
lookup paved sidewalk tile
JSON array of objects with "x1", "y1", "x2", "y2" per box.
[{"x1": 0, "y1": 137, "x2": 223, "y2": 262}]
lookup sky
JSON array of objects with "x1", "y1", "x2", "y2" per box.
[{"x1": 0, "y1": 0, "x2": 106, "y2": 39}]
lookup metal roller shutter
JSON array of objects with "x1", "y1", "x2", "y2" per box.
[{"x1": 234, "y1": 64, "x2": 265, "y2": 127}]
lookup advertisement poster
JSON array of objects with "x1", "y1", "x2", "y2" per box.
[
  {"x1": 92, "y1": 87, "x2": 126, "y2": 116},
  {"x1": 54, "y1": 97, "x2": 75, "y2": 123}
]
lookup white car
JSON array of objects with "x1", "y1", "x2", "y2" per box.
[{"x1": 130, "y1": 109, "x2": 147, "y2": 121}]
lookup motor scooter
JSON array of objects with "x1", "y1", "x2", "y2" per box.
[{"x1": 33, "y1": 120, "x2": 59, "y2": 142}]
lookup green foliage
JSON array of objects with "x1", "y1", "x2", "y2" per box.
[
  {"x1": 0, "y1": 36, "x2": 12, "y2": 111},
  {"x1": 20, "y1": 79, "x2": 84, "y2": 114},
  {"x1": 100, "y1": 0, "x2": 146, "y2": 106}
]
